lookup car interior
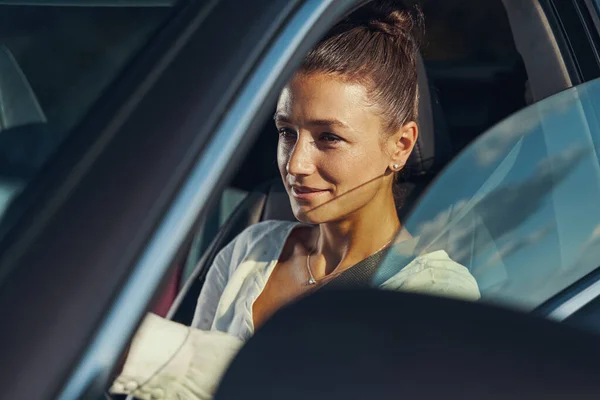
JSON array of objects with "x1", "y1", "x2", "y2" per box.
[{"x1": 160, "y1": 0, "x2": 576, "y2": 325}]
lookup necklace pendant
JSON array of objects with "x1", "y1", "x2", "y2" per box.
[{"x1": 308, "y1": 277, "x2": 316, "y2": 285}]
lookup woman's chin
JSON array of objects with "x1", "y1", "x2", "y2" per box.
[
  {"x1": 292, "y1": 204, "x2": 336, "y2": 225},
  {"x1": 292, "y1": 209, "x2": 318, "y2": 225}
]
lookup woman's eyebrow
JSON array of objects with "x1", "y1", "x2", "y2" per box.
[
  {"x1": 306, "y1": 119, "x2": 350, "y2": 129},
  {"x1": 273, "y1": 112, "x2": 290, "y2": 123},
  {"x1": 273, "y1": 114, "x2": 349, "y2": 129}
]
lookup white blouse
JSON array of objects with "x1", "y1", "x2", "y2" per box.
[
  {"x1": 111, "y1": 220, "x2": 480, "y2": 400},
  {"x1": 192, "y1": 220, "x2": 480, "y2": 340}
]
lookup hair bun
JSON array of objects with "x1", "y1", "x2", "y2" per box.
[{"x1": 347, "y1": 0, "x2": 424, "y2": 43}]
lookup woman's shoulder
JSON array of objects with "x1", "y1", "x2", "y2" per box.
[{"x1": 379, "y1": 249, "x2": 481, "y2": 301}]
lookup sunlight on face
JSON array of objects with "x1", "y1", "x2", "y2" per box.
[{"x1": 275, "y1": 73, "x2": 395, "y2": 224}]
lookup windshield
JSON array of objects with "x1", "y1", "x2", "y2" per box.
[{"x1": 377, "y1": 78, "x2": 600, "y2": 311}]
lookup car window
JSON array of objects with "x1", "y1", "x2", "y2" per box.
[
  {"x1": 378, "y1": 78, "x2": 600, "y2": 311},
  {"x1": 0, "y1": 3, "x2": 172, "y2": 219}
]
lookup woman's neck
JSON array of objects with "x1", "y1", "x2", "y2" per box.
[{"x1": 314, "y1": 194, "x2": 401, "y2": 276}]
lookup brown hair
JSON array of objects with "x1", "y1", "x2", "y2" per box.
[{"x1": 299, "y1": 0, "x2": 424, "y2": 134}]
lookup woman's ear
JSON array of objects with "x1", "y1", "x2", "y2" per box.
[{"x1": 389, "y1": 121, "x2": 418, "y2": 170}]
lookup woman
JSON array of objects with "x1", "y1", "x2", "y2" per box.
[{"x1": 111, "y1": 2, "x2": 479, "y2": 399}]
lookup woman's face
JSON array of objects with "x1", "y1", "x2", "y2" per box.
[{"x1": 275, "y1": 73, "x2": 416, "y2": 224}]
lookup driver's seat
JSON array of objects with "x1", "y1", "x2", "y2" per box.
[{"x1": 168, "y1": 54, "x2": 454, "y2": 325}]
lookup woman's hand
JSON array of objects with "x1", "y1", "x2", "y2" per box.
[{"x1": 110, "y1": 313, "x2": 243, "y2": 400}]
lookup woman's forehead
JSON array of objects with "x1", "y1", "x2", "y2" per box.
[{"x1": 276, "y1": 73, "x2": 380, "y2": 129}]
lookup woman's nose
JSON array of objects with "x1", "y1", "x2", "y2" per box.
[{"x1": 286, "y1": 139, "x2": 315, "y2": 176}]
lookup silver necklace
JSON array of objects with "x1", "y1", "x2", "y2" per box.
[{"x1": 305, "y1": 230, "x2": 396, "y2": 285}]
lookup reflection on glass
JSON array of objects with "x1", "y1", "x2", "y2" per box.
[
  {"x1": 0, "y1": 4, "x2": 171, "y2": 227},
  {"x1": 377, "y1": 78, "x2": 600, "y2": 311}
]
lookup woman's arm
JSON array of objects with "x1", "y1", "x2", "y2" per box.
[
  {"x1": 109, "y1": 238, "x2": 243, "y2": 399},
  {"x1": 191, "y1": 249, "x2": 232, "y2": 330},
  {"x1": 191, "y1": 232, "x2": 245, "y2": 329},
  {"x1": 110, "y1": 221, "x2": 284, "y2": 399}
]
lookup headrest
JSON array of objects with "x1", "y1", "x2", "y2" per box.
[
  {"x1": 405, "y1": 54, "x2": 452, "y2": 176},
  {"x1": 0, "y1": 45, "x2": 46, "y2": 132}
]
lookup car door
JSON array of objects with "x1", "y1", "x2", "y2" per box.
[{"x1": 0, "y1": 1, "x2": 373, "y2": 399}]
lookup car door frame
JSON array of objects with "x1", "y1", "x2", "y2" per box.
[{"x1": 545, "y1": 0, "x2": 600, "y2": 83}]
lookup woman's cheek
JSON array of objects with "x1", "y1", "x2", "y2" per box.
[
  {"x1": 316, "y1": 151, "x2": 354, "y2": 186},
  {"x1": 334, "y1": 150, "x2": 379, "y2": 189}
]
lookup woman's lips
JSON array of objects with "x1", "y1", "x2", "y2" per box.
[{"x1": 291, "y1": 186, "x2": 329, "y2": 201}]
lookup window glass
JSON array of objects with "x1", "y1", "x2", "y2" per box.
[
  {"x1": 379, "y1": 78, "x2": 600, "y2": 311},
  {"x1": 0, "y1": 3, "x2": 172, "y2": 218}
]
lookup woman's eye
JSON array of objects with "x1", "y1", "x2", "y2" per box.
[
  {"x1": 320, "y1": 133, "x2": 342, "y2": 143},
  {"x1": 278, "y1": 128, "x2": 297, "y2": 141}
]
